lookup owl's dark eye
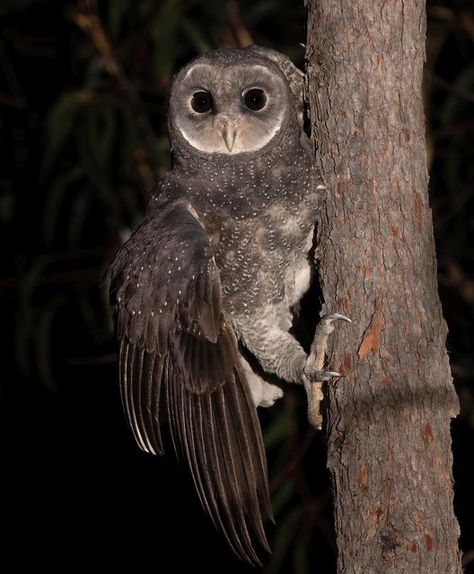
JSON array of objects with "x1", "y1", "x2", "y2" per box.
[
  {"x1": 191, "y1": 91, "x2": 213, "y2": 113},
  {"x1": 243, "y1": 88, "x2": 267, "y2": 111}
]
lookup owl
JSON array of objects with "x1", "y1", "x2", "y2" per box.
[{"x1": 108, "y1": 46, "x2": 349, "y2": 565}]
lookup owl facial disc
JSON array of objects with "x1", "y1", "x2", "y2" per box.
[{"x1": 170, "y1": 61, "x2": 288, "y2": 155}]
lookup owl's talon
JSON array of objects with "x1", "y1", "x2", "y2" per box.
[
  {"x1": 318, "y1": 370, "x2": 342, "y2": 380},
  {"x1": 309, "y1": 311, "x2": 353, "y2": 365},
  {"x1": 322, "y1": 312, "x2": 352, "y2": 324},
  {"x1": 305, "y1": 312, "x2": 352, "y2": 429},
  {"x1": 304, "y1": 367, "x2": 341, "y2": 382},
  {"x1": 315, "y1": 313, "x2": 352, "y2": 336}
]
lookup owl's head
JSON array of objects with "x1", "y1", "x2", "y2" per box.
[{"x1": 168, "y1": 47, "x2": 302, "y2": 158}]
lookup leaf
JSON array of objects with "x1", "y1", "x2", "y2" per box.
[
  {"x1": 151, "y1": 0, "x2": 182, "y2": 78},
  {"x1": 75, "y1": 118, "x2": 110, "y2": 202},
  {"x1": 67, "y1": 188, "x2": 92, "y2": 246},
  {"x1": 42, "y1": 167, "x2": 83, "y2": 245},
  {"x1": 263, "y1": 507, "x2": 303, "y2": 574},
  {"x1": 201, "y1": 0, "x2": 228, "y2": 21},
  {"x1": 85, "y1": 106, "x2": 117, "y2": 177},
  {"x1": 247, "y1": 1, "x2": 277, "y2": 23},
  {"x1": 440, "y1": 63, "x2": 474, "y2": 124},
  {"x1": 271, "y1": 480, "x2": 295, "y2": 517},
  {"x1": 181, "y1": 18, "x2": 212, "y2": 53},
  {"x1": 264, "y1": 408, "x2": 292, "y2": 450},
  {"x1": 108, "y1": 0, "x2": 128, "y2": 38},
  {"x1": 0, "y1": 189, "x2": 15, "y2": 224},
  {"x1": 292, "y1": 521, "x2": 311, "y2": 574},
  {"x1": 120, "y1": 185, "x2": 145, "y2": 228},
  {"x1": 40, "y1": 90, "x2": 94, "y2": 180}
]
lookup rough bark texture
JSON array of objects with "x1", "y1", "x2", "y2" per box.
[{"x1": 305, "y1": 1, "x2": 462, "y2": 572}]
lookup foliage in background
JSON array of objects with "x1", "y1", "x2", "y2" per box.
[{"x1": 0, "y1": 0, "x2": 472, "y2": 571}]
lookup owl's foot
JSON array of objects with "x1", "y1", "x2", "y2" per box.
[
  {"x1": 302, "y1": 312, "x2": 352, "y2": 382},
  {"x1": 303, "y1": 366, "x2": 342, "y2": 381},
  {"x1": 304, "y1": 312, "x2": 352, "y2": 429},
  {"x1": 309, "y1": 312, "x2": 352, "y2": 366}
]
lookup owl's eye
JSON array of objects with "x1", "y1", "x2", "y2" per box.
[
  {"x1": 191, "y1": 91, "x2": 213, "y2": 113},
  {"x1": 243, "y1": 88, "x2": 267, "y2": 111}
]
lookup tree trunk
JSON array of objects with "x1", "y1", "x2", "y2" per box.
[{"x1": 305, "y1": 1, "x2": 462, "y2": 572}]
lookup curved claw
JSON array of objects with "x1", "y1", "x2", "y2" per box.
[
  {"x1": 304, "y1": 366, "x2": 342, "y2": 382},
  {"x1": 320, "y1": 312, "x2": 352, "y2": 324},
  {"x1": 306, "y1": 312, "x2": 352, "y2": 429},
  {"x1": 310, "y1": 312, "x2": 353, "y2": 358},
  {"x1": 312, "y1": 369, "x2": 342, "y2": 381},
  {"x1": 316, "y1": 371, "x2": 342, "y2": 381}
]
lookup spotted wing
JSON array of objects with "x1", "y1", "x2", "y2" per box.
[{"x1": 108, "y1": 197, "x2": 272, "y2": 565}]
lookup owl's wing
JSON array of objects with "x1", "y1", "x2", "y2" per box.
[{"x1": 108, "y1": 197, "x2": 272, "y2": 565}]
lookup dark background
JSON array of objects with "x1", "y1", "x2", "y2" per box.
[{"x1": 0, "y1": 0, "x2": 472, "y2": 572}]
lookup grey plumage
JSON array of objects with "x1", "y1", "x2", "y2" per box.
[
  {"x1": 247, "y1": 45, "x2": 305, "y2": 127},
  {"x1": 108, "y1": 46, "x2": 325, "y2": 565}
]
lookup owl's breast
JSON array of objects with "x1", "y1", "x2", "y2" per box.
[
  {"x1": 183, "y1": 161, "x2": 320, "y2": 315},
  {"x1": 196, "y1": 201, "x2": 315, "y2": 319}
]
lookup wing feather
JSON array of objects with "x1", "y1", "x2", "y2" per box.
[{"x1": 108, "y1": 196, "x2": 272, "y2": 564}]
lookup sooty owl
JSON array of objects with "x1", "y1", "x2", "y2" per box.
[{"x1": 108, "y1": 46, "x2": 350, "y2": 565}]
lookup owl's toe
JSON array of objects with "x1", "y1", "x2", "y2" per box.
[{"x1": 303, "y1": 365, "x2": 342, "y2": 382}]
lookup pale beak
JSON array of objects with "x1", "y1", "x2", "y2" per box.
[
  {"x1": 214, "y1": 116, "x2": 238, "y2": 152},
  {"x1": 221, "y1": 124, "x2": 237, "y2": 152}
]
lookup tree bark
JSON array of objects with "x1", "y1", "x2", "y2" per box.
[{"x1": 305, "y1": 1, "x2": 462, "y2": 572}]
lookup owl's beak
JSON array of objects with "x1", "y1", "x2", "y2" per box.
[
  {"x1": 215, "y1": 117, "x2": 237, "y2": 152},
  {"x1": 221, "y1": 125, "x2": 237, "y2": 152}
]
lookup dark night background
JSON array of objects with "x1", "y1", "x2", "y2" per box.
[{"x1": 0, "y1": 1, "x2": 472, "y2": 572}]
